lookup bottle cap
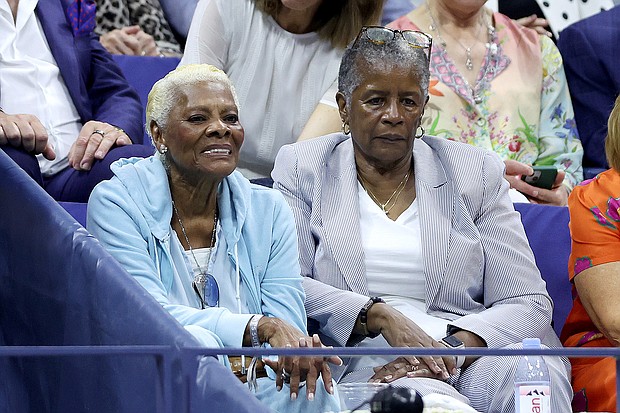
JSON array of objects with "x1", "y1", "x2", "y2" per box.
[{"x1": 522, "y1": 337, "x2": 542, "y2": 349}]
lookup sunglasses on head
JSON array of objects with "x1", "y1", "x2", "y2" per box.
[
  {"x1": 193, "y1": 272, "x2": 219, "y2": 308},
  {"x1": 354, "y1": 26, "x2": 433, "y2": 60}
]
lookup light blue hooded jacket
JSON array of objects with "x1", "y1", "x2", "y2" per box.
[{"x1": 87, "y1": 156, "x2": 307, "y2": 348}]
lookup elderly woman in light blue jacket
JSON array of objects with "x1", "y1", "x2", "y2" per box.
[{"x1": 86, "y1": 64, "x2": 340, "y2": 413}]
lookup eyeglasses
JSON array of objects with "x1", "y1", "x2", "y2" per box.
[
  {"x1": 193, "y1": 272, "x2": 219, "y2": 308},
  {"x1": 354, "y1": 26, "x2": 433, "y2": 60}
]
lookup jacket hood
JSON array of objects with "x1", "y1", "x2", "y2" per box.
[{"x1": 110, "y1": 156, "x2": 252, "y2": 246}]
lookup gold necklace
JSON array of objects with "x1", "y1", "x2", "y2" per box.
[
  {"x1": 172, "y1": 200, "x2": 218, "y2": 308},
  {"x1": 357, "y1": 170, "x2": 411, "y2": 216}
]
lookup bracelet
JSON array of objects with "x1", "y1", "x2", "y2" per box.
[
  {"x1": 249, "y1": 314, "x2": 263, "y2": 348},
  {"x1": 359, "y1": 297, "x2": 385, "y2": 338}
]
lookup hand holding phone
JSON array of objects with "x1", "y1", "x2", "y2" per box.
[{"x1": 520, "y1": 165, "x2": 558, "y2": 190}]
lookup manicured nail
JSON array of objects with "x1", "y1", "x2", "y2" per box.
[
  {"x1": 307, "y1": 392, "x2": 314, "y2": 401},
  {"x1": 290, "y1": 392, "x2": 297, "y2": 401}
]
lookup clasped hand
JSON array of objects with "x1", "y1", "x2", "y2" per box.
[
  {"x1": 259, "y1": 318, "x2": 341, "y2": 401},
  {"x1": 0, "y1": 112, "x2": 129, "y2": 171},
  {"x1": 368, "y1": 305, "x2": 456, "y2": 384}
]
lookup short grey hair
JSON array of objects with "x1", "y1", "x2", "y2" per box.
[
  {"x1": 145, "y1": 64, "x2": 239, "y2": 140},
  {"x1": 338, "y1": 32, "x2": 430, "y2": 108}
]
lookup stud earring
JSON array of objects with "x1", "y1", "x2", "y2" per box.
[{"x1": 159, "y1": 144, "x2": 168, "y2": 154}]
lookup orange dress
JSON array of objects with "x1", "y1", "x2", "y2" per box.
[{"x1": 561, "y1": 168, "x2": 620, "y2": 412}]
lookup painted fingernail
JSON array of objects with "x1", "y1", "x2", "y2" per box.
[
  {"x1": 308, "y1": 392, "x2": 314, "y2": 401},
  {"x1": 290, "y1": 392, "x2": 297, "y2": 401}
]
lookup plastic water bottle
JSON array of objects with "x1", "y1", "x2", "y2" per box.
[{"x1": 514, "y1": 338, "x2": 551, "y2": 413}]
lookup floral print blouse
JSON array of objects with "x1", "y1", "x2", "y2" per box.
[
  {"x1": 561, "y1": 168, "x2": 620, "y2": 349},
  {"x1": 390, "y1": 11, "x2": 583, "y2": 189}
]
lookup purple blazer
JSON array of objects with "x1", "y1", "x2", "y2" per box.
[{"x1": 31, "y1": 0, "x2": 143, "y2": 143}]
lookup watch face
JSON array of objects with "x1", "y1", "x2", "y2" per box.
[{"x1": 442, "y1": 335, "x2": 464, "y2": 348}]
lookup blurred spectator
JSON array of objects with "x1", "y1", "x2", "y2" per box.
[
  {"x1": 558, "y1": 6, "x2": 620, "y2": 178},
  {"x1": 181, "y1": 0, "x2": 385, "y2": 179},
  {"x1": 95, "y1": 0, "x2": 182, "y2": 56},
  {"x1": 0, "y1": 0, "x2": 153, "y2": 202},
  {"x1": 560, "y1": 94, "x2": 620, "y2": 413},
  {"x1": 389, "y1": 0, "x2": 583, "y2": 206},
  {"x1": 487, "y1": 0, "x2": 615, "y2": 40}
]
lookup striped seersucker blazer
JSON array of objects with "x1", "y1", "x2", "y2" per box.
[{"x1": 272, "y1": 133, "x2": 562, "y2": 352}]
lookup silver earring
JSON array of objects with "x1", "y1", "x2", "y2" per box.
[
  {"x1": 415, "y1": 126, "x2": 425, "y2": 139},
  {"x1": 342, "y1": 121, "x2": 350, "y2": 135},
  {"x1": 159, "y1": 144, "x2": 168, "y2": 154}
]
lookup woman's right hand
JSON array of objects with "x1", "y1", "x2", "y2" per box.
[
  {"x1": 256, "y1": 317, "x2": 341, "y2": 401},
  {"x1": 367, "y1": 303, "x2": 452, "y2": 380}
]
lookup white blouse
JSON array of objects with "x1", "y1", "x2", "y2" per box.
[{"x1": 182, "y1": 0, "x2": 343, "y2": 178}]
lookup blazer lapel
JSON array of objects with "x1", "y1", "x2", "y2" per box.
[
  {"x1": 36, "y1": 0, "x2": 87, "y2": 120},
  {"x1": 321, "y1": 139, "x2": 369, "y2": 295},
  {"x1": 414, "y1": 137, "x2": 454, "y2": 306}
]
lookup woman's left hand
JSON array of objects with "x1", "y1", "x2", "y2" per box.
[
  {"x1": 259, "y1": 318, "x2": 341, "y2": 400},
  {"x1": 369, "y1": 356, "x2": 423, "y2": 383}
]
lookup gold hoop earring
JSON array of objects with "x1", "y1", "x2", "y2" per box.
[
  {"x1": 342, "y1": 121, "x2": 350, "y2": 135},
  {"x1": 415, "y1": 126, "x2": 425, "y2": 139}
]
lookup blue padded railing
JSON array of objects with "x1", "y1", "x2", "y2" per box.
[{"x1": 0, "y1": 149, "x2": 268, "y2": 413}]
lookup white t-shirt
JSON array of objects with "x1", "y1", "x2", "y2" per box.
[
  {"x1": 182, "y1": 0, "x2": 343, "y2": 178},
  {"x1": 348, "y1": 183, "x2": 449, "y2": 373}
]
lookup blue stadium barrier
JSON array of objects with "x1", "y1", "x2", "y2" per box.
[{"x1": 0, "y1": 149, "x2": 268, "y2": 413}]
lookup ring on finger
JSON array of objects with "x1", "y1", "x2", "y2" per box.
[
  {"x1": 91, "y1": 129, "x2": 106, "y2": 138},
  {"x1": 281, "y1": 368, "x2": 291, "y2": 384}
]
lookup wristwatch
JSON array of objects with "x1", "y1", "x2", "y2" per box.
[
  {"x1": 440, "y1": 334, "x2": 465, "y2": 369},
  {"x1": 359, "y1": 297, "x2": 385, "y2": 338}
]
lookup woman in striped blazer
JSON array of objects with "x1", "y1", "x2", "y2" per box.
[{"x1": 272, "y1": 25, "x2": 573, "y2": 412}]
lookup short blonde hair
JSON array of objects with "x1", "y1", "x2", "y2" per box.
[
  {"x1": 606, "y1": 94, "x2": 620, "y2": 172},
  {"x1": 254, "y1": 0, "x2": 385, "y2": 49},
  {"x1": 145, "y1": 64, "x2": 239, "y2": 139}
]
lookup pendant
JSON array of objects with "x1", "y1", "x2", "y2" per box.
[
  {"x1": 473, "y1": 94, "x2": 483, "y2": 104},
  {"x1": 465, "y1": 48, "x2": 473, "y2": 71}
]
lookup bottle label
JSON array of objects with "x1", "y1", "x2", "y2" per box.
[{"x1": 515, "y1": 384, "x2": 551, "y2": 413}]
